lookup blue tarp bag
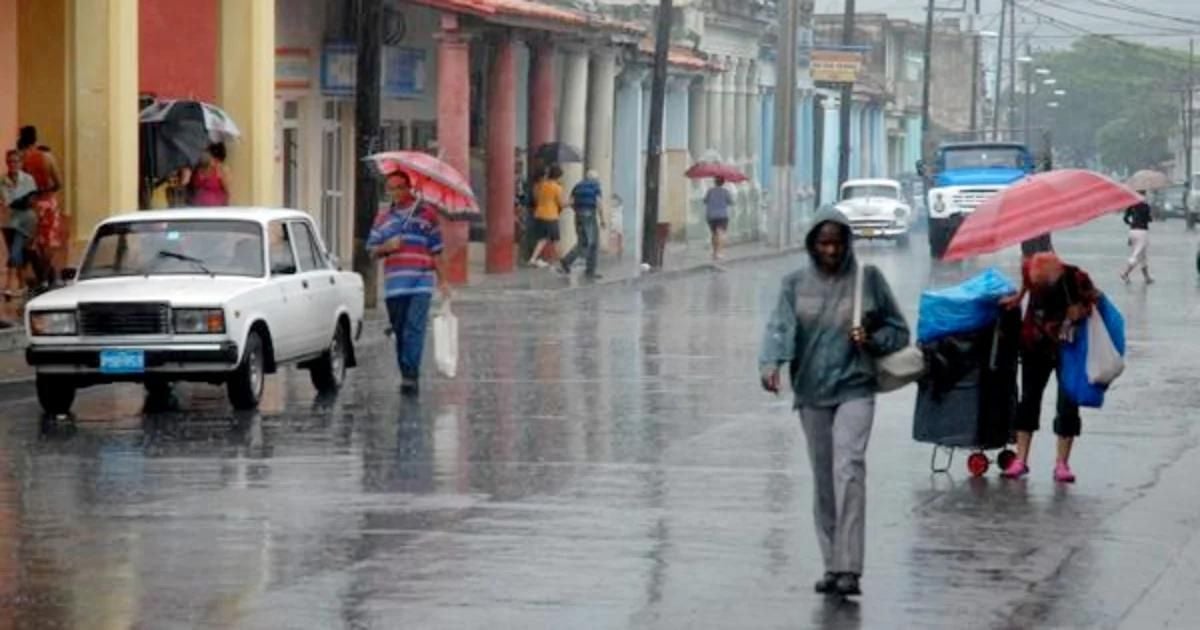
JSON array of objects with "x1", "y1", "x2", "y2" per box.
[
  {"x1": 1060, "y1": 295, "x2": 1125, "y2": 408},
  {"x1": 917, "y1": 268, "x2": 1018, "y2": 343}
]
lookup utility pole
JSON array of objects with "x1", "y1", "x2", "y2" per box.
[
  {"x1": 969, "y1": 0, "x2": 981, "y2": 135},
  {"x1": 1007, "y1": 0, "x2": 1017, "y2": 139},
  {"x1": 920, "y1": 0, "x2": 935, "y2": 169},
  {"x1": 1023, "y1": 42, "x2": 1032, "y2": 144},
  {"x1": 642, "y1": 0, "x2": 673, "y2": 268},
  {"x1": 1187, "y1": 38, "x2": 1195, "y2": 228},
  {"x1": 837, "y1": 0, "x2": 855, "y2": 190},
  {"x1": 991, "y1": 0, "x2": 1006, "y2": 140},
  {"x1": 773, "y1": 0, "x2": 798, "y2": 248},
  {"x1": 354, "y1": 0, "x2": 383, "y2": 308}
]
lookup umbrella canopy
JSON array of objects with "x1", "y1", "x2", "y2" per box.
[
  {"x1": 684, "y1": 161, "x2": 748, "y2": 183},
  {"x1": 140, "y1": 99, "x2": 241, "y2": 143},
  {"x1": 365, "y1": 151, "x2": 480, "y2": 219},
  {"x1": 943, "y1": 169, "x2": 1143, "y2": 261},
  {"x1": 532, "y1": 142, "x2": 584, "y2": 165},
  {"x1": 1125, "y1": 169, "x2": 1171, "y2": 192}
]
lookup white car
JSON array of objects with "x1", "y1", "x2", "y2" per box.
[
  {"x1": 24, "y1": 208, "x2": 366, "y2": 415},
  {"x1": 834, "y1": 179, "x2": 913, "y2": 245}
]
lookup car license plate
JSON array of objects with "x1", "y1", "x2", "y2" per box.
[
  {"x1": 100, "y1": 349, "x2": 145, "y2": 374},
  {"x1": 862, "y1": 228, "x2": 878, "y2": 237}
]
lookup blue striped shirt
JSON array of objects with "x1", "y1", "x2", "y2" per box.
[{"x1": 366, "y1": 202, "x2": 444, "y2": 297}]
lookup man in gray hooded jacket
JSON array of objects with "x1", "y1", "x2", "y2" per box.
[{"x1": 760, "y1": 208, "x2": 909, "y2": 598}]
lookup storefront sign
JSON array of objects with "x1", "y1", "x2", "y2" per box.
[
  {"x1": 276, "y1": 48, "x2": 312, "y2": 91},
  {"x1": 811, "y1": 49, "x2": 864, "y2": 84},
  {"x1": 383, "y1": 47, "x2": 427, "y2": 99},
  {"x1": 321, "y1": 44, "x2": 357, "y2": 97}
]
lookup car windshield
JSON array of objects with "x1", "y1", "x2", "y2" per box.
[
  {"x1": 80, "y1": 219, "x2": 265, "y2": 279},
  {"x1": 942, "y1": 147, "x2": 1025, "y2": 170},
  {"x1": 842, "y1": 185, "x2": 899, "y2": 200}
]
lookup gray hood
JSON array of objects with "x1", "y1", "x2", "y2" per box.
[{"x1": 805, "y1": 207, "x2": 856, "y2": 276}]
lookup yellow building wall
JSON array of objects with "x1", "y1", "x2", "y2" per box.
[
  {"x1": 17, "y1": 0, "x2": 69, "y2": 185},
  {"x1": 219, "y1": 0, "x2": 276, "y2": 206},
  {"x1": 0, "y1": 0, "x2": 18, "y2": 151}
]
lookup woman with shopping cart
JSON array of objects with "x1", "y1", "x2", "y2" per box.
[{"x1": 759, "y1": 209, "x2": 910, "y2": 598}]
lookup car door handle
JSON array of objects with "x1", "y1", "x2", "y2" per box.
[
  {"x1": 329, "y1": 277, "x2": 336, "y2": 286},
  {"x1": 301, "y1": 280, "x2": 309, "y2": 289}
]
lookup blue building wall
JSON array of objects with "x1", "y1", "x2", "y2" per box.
[
  {"x1": 821, "y1": 105, "x2": 840, "y2": 206},
  {"x1": 760, "y1": 89, "x2": 775, "y2": 192},
  {"x1": 614, "y1": 77, "x2": 645, "y2": 258}
]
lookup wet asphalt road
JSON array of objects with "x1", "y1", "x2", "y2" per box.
[{"x1": 2, "y1": 218, "x2": 1200, "y2": 629}]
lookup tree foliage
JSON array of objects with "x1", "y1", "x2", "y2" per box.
[{"x1": 1038, "y1": 37, "x2": 1186, "y2": 173}]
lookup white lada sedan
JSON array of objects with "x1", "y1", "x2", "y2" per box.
[{"x1": 24, "y1": 208, "x2": 365, "y2": 415}]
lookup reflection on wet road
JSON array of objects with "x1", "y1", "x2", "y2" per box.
[{"x1": 2, "y1": 220, "x2": 1200, "y2": 628}]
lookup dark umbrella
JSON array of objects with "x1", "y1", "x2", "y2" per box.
[{"x1": 532, "y1": 142, "x2": 584, "y2": 165}]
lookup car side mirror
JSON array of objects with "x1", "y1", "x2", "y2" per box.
[
  {"x1": 61, "y1": 268, "x2": 77, "y2": 282},
  {"x1": 915, "y1": 160, "x2": 925, "y2": 176}
]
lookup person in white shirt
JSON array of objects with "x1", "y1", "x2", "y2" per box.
[{"x1": 2, "y1": 150, "x2": 38, "y2": 297}]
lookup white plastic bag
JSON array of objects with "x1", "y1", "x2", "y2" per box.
[
  {"x1": 1086, "y1": 312, "x2": 1123, "y2": 386},
  {"x1": 854, "y1": 263, "x2": 925, "y2": 392},
  {"x1": 432, "y1": 301, "x2": 458, "y2": 378}
]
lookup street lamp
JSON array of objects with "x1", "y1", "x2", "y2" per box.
[
  {"x1": 1054, "y1": 89, "x2": 1066, "y2": 96},
  {"x1": 1036, "y1": 68, "x2": 1052, "y2": 75},
  {"x1": 1044, "y1": 78, "x2": 1058, "y2": 85},
  {"x1": 1048, "y1": 102, "x2": 1060, "y2": 108},
  {"x1": 1017, "y1": 55, "x2": 1034, "y2": 63}
]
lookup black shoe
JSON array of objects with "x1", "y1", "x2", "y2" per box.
[
  {"x1": 814, "y1": 572, "x2": 838, "y2": 594},
  {"x1": 400, "y1": 379, "x2": 420, "y2": 396},
  {"x1": 559, "y1": 261, "x2": 571, "y2": 274},
  {"x1": 584, "y1": 272, "x2": 603, "y2": 280},
  {"x1": 835, "y1": 573, "x2": 861, "y2": 597}
]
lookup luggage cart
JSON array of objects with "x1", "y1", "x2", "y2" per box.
[{"x1": 913, "y1": 309, "x2": 1021, "y2": 477}]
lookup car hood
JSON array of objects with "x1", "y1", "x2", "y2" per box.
[
  {"x1": 27, "y1": 276, "x2": 265, "y2": 310},
  {"x1": 936, "y1": 168, "x2": 1027, "y2": 187},
  {"x1": 836, "y1": 198, "x2": 907, "y2": 216}
]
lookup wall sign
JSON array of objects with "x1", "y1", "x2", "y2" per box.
[
  {"x1": 276, "y1": 48, "x2": 312, "y2": 91},
  {"x1": 321, "y1": 44, "x2": 357, "y2": 97},
  {"x1": 383, "y1": 47, "x2": 427, "y2": 99}
]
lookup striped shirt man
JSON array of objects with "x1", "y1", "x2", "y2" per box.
[{"x1": 366, "y1": 201, "x2": 444, "y2": 297}]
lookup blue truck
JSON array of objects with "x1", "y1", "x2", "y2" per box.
[{"x1": 924, "y1": 142, "x2": 1037, "y2": 258}]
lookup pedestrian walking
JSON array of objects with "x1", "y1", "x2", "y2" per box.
[
  {"x1": 1120, "y1": 196, "x2": 1154, "y2": 284},
  {"x1": 560, "y1": 170, "x2": 604, "y2": 278},
  {"x1": 2, "y1": 150, "x2": 38, "y2": 298},
  {"x1": 367, "y1": 172, "x2": 449, "y2": 396},
  {"x1": 1001, "y1": 252, "x2": 1099, "y2": 483},
  {"x1": 189, "y1": 144, "x2": 230, "y2": 207},
  {"x1": 759, "y1": 209, "x2": 910, "y2": 598},
  {"x1": 704, "y1": 177, "x2": 733, "y2": 260},
  {"x1": 528, "y1": 165, "x2": 565, "y2": 268}
]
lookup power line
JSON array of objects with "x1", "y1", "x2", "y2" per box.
[
  {"x1": 1028, "y1": 0, "x2": 1195, "y2": 34},
  {"x1": 1089, "y1": 0, "x2": 1200, "y2": 29}
]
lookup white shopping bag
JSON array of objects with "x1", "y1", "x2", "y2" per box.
[
  {"x1": 1086, "y1": 312, "x2": 1123, "y2": 386},
  {"x1": 432, "y1": 301, "x2": 459, "y2": 378}
]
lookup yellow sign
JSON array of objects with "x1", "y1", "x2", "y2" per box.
[{"x1": 811, "y1": 50, "x2": 863, "y2": 84}]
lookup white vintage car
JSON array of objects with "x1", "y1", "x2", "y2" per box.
[
  {"x1": 834, "y1": 178, "x2": 913, "y2": 245},
  {"x1": 24, "y1": 208, "x2": 366, "y2": 415}
]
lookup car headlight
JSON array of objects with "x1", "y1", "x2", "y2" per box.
[
  {"x1": 30, "y1": 311, "x2": 77, "y2": 336},
  {"x1": 173, "y1": 308, "x2": 226, "y2": 334},
  {"x1": 895, "y1": 206, "x2": 910, "y2": 219}
]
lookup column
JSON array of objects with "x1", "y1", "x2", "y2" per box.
[
  {"x1": 689, "y1": 76, "x2": 709, "y2": 162},
  {"x1": 747, "y1": 62, "x2": 761, "y2": 184},
  {"x1": 528, "y1": 41, "x2": 556, "y2": 154},
  {"x1": 557, "y1": 47, "x2": 589, "y2": 254},
  {"x1": 614, "y1": 68, "x2": 647, "y2": 261},
  {"x1": 664, "y1": 76, "x2": 691, "y2": 234},
  {"x1": 706, "y1": 70, "x2": 723, "y2": 160},
  {"x1": 721, "y1": 58, "x2": 737, "y2": 163},
  {"x1": 486, "y1": 37, "x2": 517, "y2": 274},
  {"x1": 71, "y1": 0, "x2": 139, "y2": 247},
  {"x1": 734, "y1": 60, "x2": 749, "y2": 166},
  {"x1": 760, "y1": 88, "x2": 775, "y2": 191},
  {"x1": 586, "y1": 49, "x2": 618, "y2": 224},
  {"x1": 436, "y1": 16, "x2": 471, "y2": 284},
  {"x1": 219, "y1": 0, "x2": 275, "y2": 205}
]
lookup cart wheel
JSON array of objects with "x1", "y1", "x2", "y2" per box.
[
  {"x1": 997, "y1": 449, "x2": 1017, "y2": 472},
  {"x1": 967, "y1": 452, "x2": 989, "y2": 477}
]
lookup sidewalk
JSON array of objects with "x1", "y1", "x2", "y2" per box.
[{"x1": 0, "y1": 237, "x2": 805, "y2": 386}]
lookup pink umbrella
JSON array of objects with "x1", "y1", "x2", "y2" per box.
[
  {"x1": 944, "y1": 169, "x2": 1142, "y2": 261},
  {"x1": 684, "y1": 161, "x2": 748, "y2": 184},
  {"x1": 365, "y1": 151, "x2": 480, "y2": 219}
]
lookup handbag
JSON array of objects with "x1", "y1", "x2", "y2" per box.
[{"x1": 854, "y1": 263, "x2": 925, "y2": 392}]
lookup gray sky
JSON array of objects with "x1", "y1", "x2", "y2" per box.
[{"x1": 812, "y1": 0, "x2": 1200, "y2": 50}]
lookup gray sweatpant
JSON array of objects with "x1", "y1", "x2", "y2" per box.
[{"x1": 799, "y1": 397, "x2": 875, "y2": 575}]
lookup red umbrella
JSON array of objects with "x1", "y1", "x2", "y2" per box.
[
  {"x1": 365, "y1": 151, "x2": 480, "y2": 219},
  {"x1": 684, "y1": 161, "x2": 748, "y2": 183},
  {"x1": 943, "y1": 169, "x2": 1143, "y2": 261}
]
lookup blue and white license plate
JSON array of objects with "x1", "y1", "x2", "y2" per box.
[{"x1": 100, "y1": 349, "x2": 145, "y2": 374}]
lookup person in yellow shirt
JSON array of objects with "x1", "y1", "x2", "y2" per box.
[{"x1": 528, "y1": 165, "x2": 565, "y2": 268}]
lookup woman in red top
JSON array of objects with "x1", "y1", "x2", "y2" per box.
[
  {"x1": 1001, "y1": 252, "x2": 1099, "y2": 483},
  {"x1": 18, "y1": 126, "x2": 65, "y2": 289},
  {"x1": 189, "y1": 144, "x2": 230, "y2": 207}
]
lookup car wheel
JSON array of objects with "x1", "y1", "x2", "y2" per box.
[
  {"x1": 228, "y1": 331, "x2": 266, "y2": 411},
  {"x1": 309, "y1": 322, "x2": 349, "y2": 394},
  {"x1": 36, "y1": 374, "x2": 76, "y2": 416}
]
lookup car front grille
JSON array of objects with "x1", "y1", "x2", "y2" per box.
[
  {"x1": 951, "y1": 189, "x2": 1001, "y2": 210},
  {"x1": 850, "y1": 219, "x2": 895, "y2": 230},
  {"x1": 78, "y1": 302, "x2": 170, "y2": 336}
]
